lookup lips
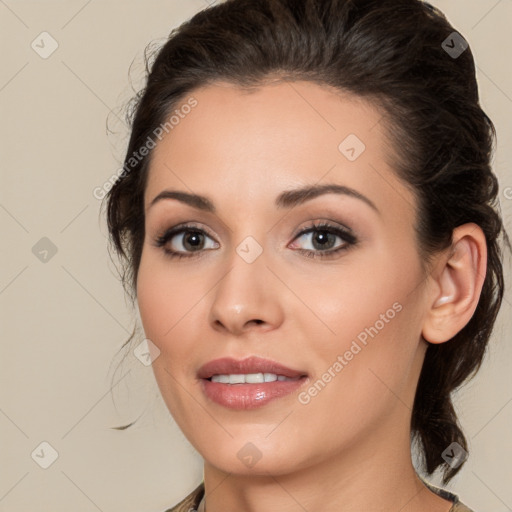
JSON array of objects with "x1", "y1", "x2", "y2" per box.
[
  {"x1": 197, "y1": 356, "x2": 307, "y2": 380},
  {"x1": 198, "y1": 356, "x2": 309, "y2": 410}
]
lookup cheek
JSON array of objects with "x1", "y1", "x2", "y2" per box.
[
  {"x1": 135, "y1": 249, "x2": 221, "y2": 368},
  {"x1": 294, "y1": 245, "x2": 425, "y2": 393},
  {"x1": 136, "y1": 250, "x2": 207, "y2": 346},
  {"x1": 136, "y1": 255, "x2": 206, "y2": 421},
  {"x1": 293, "y1": 243, "x2": 421, "y2": 348}
]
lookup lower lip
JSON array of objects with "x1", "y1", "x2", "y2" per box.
[{"x1": 200, "y1": 377, "x2": 307, "y2": 410}]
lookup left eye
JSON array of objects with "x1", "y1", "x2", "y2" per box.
[{"x1": 290, "y1": 225, "x2": 354, "y2": 254}]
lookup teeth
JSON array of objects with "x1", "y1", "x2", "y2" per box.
[{"x1": 210, "y1": 373, "x2": 298, "y2": 384}]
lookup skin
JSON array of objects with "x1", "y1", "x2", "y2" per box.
[{"x1": 136, "y1": 80, "x2": 487, "y2": 512}]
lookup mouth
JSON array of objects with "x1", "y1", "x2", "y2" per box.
[
  {"x1": 197, "y1": 355, "x2": 307, "y2": 381},
  {"x1": 197, "y1": 356, "x2": 308, "y2": 410},
  {"x1": 206, "y1": 373, "x2": 303, "y2": 384}
]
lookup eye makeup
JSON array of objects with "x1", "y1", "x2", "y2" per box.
[{"x1": 152, "y1": 220, "x2": 358, "y2": 261}]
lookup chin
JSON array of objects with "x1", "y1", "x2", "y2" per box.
[
  {"x1": 196, "y1": 435, "x2": 310, "y2": 477},
  {"x1": 206, "y1": 454, "x2": 296, "y2": 477}
]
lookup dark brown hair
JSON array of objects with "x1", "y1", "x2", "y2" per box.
[{"x1": 105, "y1": 0, "x2": 509, "y2": 484}]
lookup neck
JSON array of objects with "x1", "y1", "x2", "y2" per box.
[{"x1": 200, "y1": 414, "x2": 452, "y2": 512}]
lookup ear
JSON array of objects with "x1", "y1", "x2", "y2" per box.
[{"x1": 422, "y1": 223, "x2": 487, "y2": 344}]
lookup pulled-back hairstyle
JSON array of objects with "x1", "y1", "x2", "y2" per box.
[{"x1": 105, "y1": 0, "x2": 509, "y2": 484}]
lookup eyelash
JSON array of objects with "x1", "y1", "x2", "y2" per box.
[{"x1": 153, "y1": 221, "x2": 358, "y2": 261}]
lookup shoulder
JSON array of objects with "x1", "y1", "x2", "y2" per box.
[
  {"x1": 163, "y1": 480, "x2": 478, "y2": 512},
  {"x1": 162, "y1": 482, "x2": 205, "y2": 512},
  {"x1": 421, "y1": 478, "x2": 477, "y2": 512},
  {"x1": 450, "y1": 502, "x2": 477, "y2": 512}
]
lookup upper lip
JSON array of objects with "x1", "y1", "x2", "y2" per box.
[{"x1": 197, "y1": 356, "x2": 307, "y2": 379}]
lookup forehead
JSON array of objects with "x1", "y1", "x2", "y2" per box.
[{"x1": 144, "y1": 80, "x2": 414, "y2": 223}]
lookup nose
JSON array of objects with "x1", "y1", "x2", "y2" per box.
[{"x1": 208, "y1": 245, "x2": 285, "y2": 336}]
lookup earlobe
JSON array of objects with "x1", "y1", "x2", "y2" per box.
[{"x1": 422, "y1": 223, "x2": 487, "y2": 344}]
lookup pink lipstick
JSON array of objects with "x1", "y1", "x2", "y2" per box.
[{"x1": 197, "y1": 356, "x2": 308, "y2": 410}]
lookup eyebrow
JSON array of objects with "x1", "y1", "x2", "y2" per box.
[{"x1": 147, "y1": 183, "x2": 379, "y2": 214}]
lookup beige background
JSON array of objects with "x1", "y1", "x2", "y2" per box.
[{"x1": 1, "y1": 1, "x2": 511, "y2": 511}]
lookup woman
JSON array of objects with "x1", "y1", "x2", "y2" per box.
[{"x1": 105, "y1": 0, "x2": 509, "y2": 510}]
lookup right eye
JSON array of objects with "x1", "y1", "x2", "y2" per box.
[{"x1": 154, "y1": 225, "x2": 219, "y2": 259}]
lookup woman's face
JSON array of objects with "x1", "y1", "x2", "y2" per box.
[{"x1": 137, "y1": 81, "x2": 431, "y2": 476}]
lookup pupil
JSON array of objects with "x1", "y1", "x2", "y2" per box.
[
  {"x1": 184, "y1": 231, "x2": 203, "y2": 251},
  {"x1": 313, "y1": 231, "x2": 334, "y2": 250}
]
